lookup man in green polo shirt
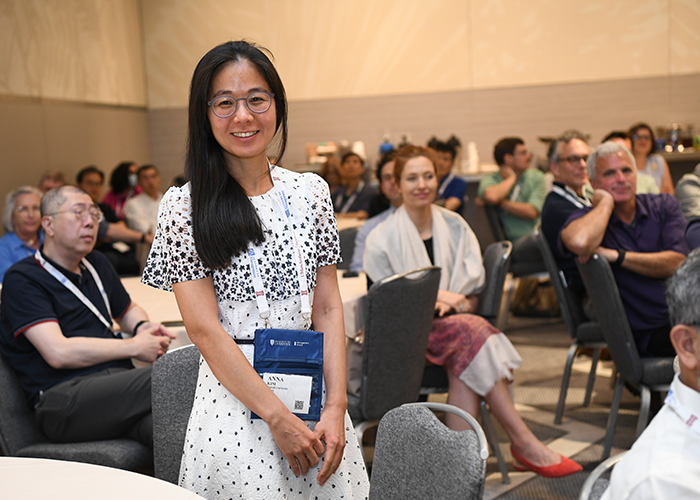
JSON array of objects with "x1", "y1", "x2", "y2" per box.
[{"x1": 478, "y1": 137, "x2": 546, "y2": 243}]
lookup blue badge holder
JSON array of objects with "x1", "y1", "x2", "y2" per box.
[{"x1": 252, "y1": 328, "x2": 324, "y2": 421}]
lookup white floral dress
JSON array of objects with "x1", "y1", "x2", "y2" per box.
[{"x1": 142, "y1": 167, "x2": 369, "y2": 500}]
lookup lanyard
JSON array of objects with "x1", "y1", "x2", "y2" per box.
[
  {"x1": 509, "y1": 180, "x2": 521, "y2": 202},
  {"x1": 34, "y1": 250, "x2": 113, "y2": 331},
  {"x1": 551, "y1": 184, "x2": 591, "y2": 209},
  {"x1": 246, "y1": 170, "x2": 312, "y2": 329},
  {"x1": 335, "y1": 181, "x2": 364, "y2": 214},
  {"x1": 437, "y1": 173, "x2": 455, "y2": 198},
  {"x1": 665, "y1": 382, "x2": 700, "y2": 437}
]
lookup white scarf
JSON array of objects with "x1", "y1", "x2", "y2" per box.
[{"x1": 364, "y1": 205, "x2": 485, "y2": 295}]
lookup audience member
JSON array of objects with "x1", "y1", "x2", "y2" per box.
[
  {"x1": 332, "y1": 151, "x2": 376, "y2": 219},
  {"x1": 0, "y1": 185, "x2": 174, "y2": 446},
  {"x1": 630, "y1": 122, "x2": 674, "y2": 194},
  {"x1": 76, "y1": 166, "x2": 148, "y2": 276},
  {"x1": 76, "y1": 166, "x2": 118, "y2": 221},
  {"x1": 560, "y1": 141, "x2": 688, "y2": 357},
  {"x1": 478, "y1": 137, "x2": 546, "y2": 243},
  {"x1": 124, "y1": 164, "x2": 162, "y2": 235},
  {"x1": 364, "y1": 145, "x2": 581, "y2": 477},
  {"x1": 601, "y1": 248, "x2": 700, "y2": 500},
  {"x1": 602, "y1": 131, "x2": 659, "y2": 194},
  {"x1": 349, "y1": 152, "x2": 400, "y2": 273},
  {"x1": 541, "y1": 130, "x2": 591, "y2": 296},
  {"x1": 37, "y1": 171, "x2": 67, "y2": 193},
  {"x1": 427, "y1": 135, "x2": 467, "y2": 212},
  {"x1": 674, "y1": 162, "x2": 700, "y2": 221},
  {"x1": 102, "y1": 161, "x2": 142, "y2": 220},
  {"x1": 319, "y1": 155, "x2": 342, "y2": 194},
  {"x1": 0, "y1": 186, "x2": 43, "y2": 282}
]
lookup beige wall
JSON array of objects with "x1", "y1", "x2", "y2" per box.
[
  {"x1": 142, "y1": 0, "x2": 700, "y2": 107},
  {"x1": 2, "y1": 0, "x2": 700, "y2": 203},
  {"x1": 0, "y1": 0, "x2": 150, "y2": 205},
  {"x1": 0, "y1": 0, "x2": 147, "y2": 105}
]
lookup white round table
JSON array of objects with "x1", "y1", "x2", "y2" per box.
[{"x1": 0, "y1": 457, "x2": 200, "y2": 500}]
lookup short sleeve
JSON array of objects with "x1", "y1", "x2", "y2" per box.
[
  {"x1": 478, "y1": 172, "x2": 501, "y2": 198},
  {"x1": 659, "y1": 194, "x2": 689, "y2": 255},
  {"x1": 304, "y1": 173, "x2": 341, "y2": 268},
  {"x1": 1, "y1": 267, "x2": 57, "y2": 335},
  {"x1": 521, "y1": 170, "x2": 547, "y2": 213},
  {"x1": 141, "y1": 186, "x2": 212, "y2": 291}
]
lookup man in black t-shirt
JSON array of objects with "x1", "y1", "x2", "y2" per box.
[{"x1": 0, "y1": 186, "x2": 174, "y2": 446}]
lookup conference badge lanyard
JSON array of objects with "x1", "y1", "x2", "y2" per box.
[
  {"x1": 665, "y1": 382, "x2": 700, "y2": 437},
  {"x1": 34, "y1": 250, "x2": 114, "y2": 332},
  {"x1": 246, "y1": 168, "x2": 323, "y2": 420},
  {"x1": 551, "y1": 184, "x2": 592, "y2": 209},
  {"x1": 335, "y1": 180, "x2": 365, "y2": 214},
  {"x1": 245, "y1": 171, "x2": 312, "y2": 329},
  {"x1": 437, "y1": 173, "x2": 455, "y2": 199}
]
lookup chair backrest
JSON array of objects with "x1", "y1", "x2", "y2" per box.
[
  {"x1": 337, "y1": 226, "x2": 359, "y2": 270},
  {"x1": 361, "y1": 267, "x2": 441, "y2": 421},
  {"x1": 578, "y1": 451, "x2": 627, "y2": 500},
  {"x1": 0, "y1": 351, "x2": 47, "y2": 455},
  {"x1": 152, "y1": 344, "x2": 201, "y2": 484},
  {"x1": 477, "y1": 240, "x2": 512, "y2": 324},
  {"x1": 576, "y1": 255, "x2": 643, "y2": 384},
  {"x1": 485, "y1": 206, "x2": 507, "y2": 242},
  {"x1": 535, "y1": 228, "x2": 587, "y2": 337},
  {"x1": 370, "y1": 402, "x2": 487, "y2": 500},
  {"x1": 460, "y1": 183, "x2": 495, "y2": 252}
]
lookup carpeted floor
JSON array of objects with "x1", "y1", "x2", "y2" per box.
[{"x1": 482, "y1": 314, "x2": 640, "y2": 499}]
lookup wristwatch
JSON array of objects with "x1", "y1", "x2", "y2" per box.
[{"x1": 614, "y1": 248, "x2": 626, "y2": 266}]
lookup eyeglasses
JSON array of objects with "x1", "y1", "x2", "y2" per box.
[
  {"x1": 633, "y1": 134, "x2": 651, "y2": 141},
  {"x1": 46, "y1": 203, "x2": 103, "y2": 223},
  {"x1": 207, "y1": 91, "x2": 275, "y2": 118},
  {"x1": 561, "y1": 155, "x2": 589, "y2": 164},
  {"x1": 16, "y1": 205, "x2": 41, "y2": 216}
]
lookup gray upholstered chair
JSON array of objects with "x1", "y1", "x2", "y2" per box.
[
  {"x1": 578, "y1": 451, "x2": 627, "y2": 500},
  {"x1": 576, "y1": 255, "x2": 674, "y2": 459},
  {"x1": 151, "y1": 344, "x2": 200, "y2": 484},
  {"x1": 337, "y1": 226, "x2": 359, "y2": 270},
  {"x1": 348, "y1": 266, "x2": 441, "y2": 460},
  {"x1": 535, "y1": 228, "x2": 606, "y2": 424},
  {"x1": 0, "y1": 351, "x2": 151, "y2": 470},
  {"x1": 369, "y1": 402, "x2": 488, "y2": 500},
  {"x1": 419, "y1": 240, "x2": 513, "y2": 483}
]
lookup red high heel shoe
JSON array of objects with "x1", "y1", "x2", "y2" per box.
[{"x1": 510, "y1": 447, "x2": 582, "y2": 478}]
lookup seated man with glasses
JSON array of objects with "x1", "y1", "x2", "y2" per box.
[
  {"x1": 0, "y1": 185, "x2": 175, "y2": 447},
  {"x1": 541, "y1": 130, "x2": 592, "y2": 298}
]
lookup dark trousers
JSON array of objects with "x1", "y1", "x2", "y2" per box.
[{"x1": 35, "y1": 366, "x2": 153, "y2": 447}]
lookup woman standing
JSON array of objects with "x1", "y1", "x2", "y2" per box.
[
  {"x1": 629, "y1": 122, "x2": 674, "y2": 195},
  {"x1": 0, "y1": 186, "x2": 43, "y2": 281},
  {"x1": 142, "y1": 41, "x2": 368, "y2": 499},
  {"x1": 364, "y1": 145, "x2": 582, "y2": 478}
]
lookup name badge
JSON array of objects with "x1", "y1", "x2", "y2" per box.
[{"x1": 263, "y1": 373, "x2": 313, "y2": 414}]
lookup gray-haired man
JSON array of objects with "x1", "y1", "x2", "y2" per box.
[
  {"x1": 560, "y1": 141, "x2": 688, "y2": 357},
  {"x1": 601, "y1": 248, "x2": 700, "y2": 499}
]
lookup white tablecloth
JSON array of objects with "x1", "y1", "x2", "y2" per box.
[
  {"x1": 122, "y1": 272, "x2": 368, "y2": 345},
  {"x1": 0, "y1": 457, "x2": 200, "y2": 500}
]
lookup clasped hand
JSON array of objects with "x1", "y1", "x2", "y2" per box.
[{"x1": 269, "y1": 405, "x2": 345, "y2": 486}]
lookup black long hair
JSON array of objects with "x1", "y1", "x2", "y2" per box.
[
  {"x1": 110, "y1": 161, "x2": 135, "y2": 194},
  {"x1": 186, "y1": 40, "x2": 288, "y2": 269}
]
